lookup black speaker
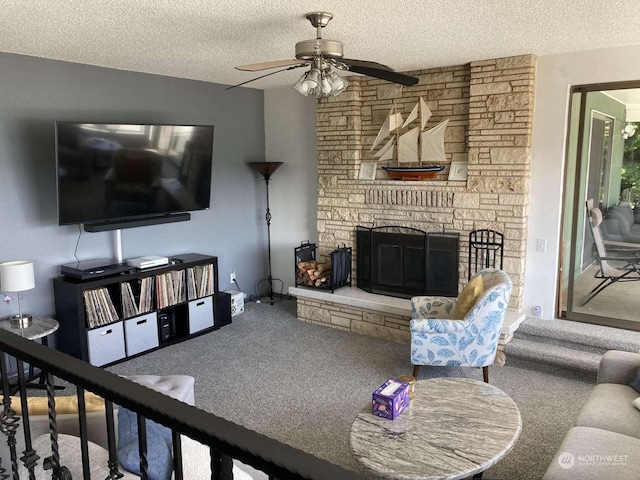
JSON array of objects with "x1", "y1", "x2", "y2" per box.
[
  {"x1": 158, "y1": 312, "x2": 176, "y2": 342},
  {"x1": 216, "y1": 292, "x2": 232, "y2": 328}
]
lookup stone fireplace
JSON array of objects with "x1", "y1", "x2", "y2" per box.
[{"x1": 291, "y1": 54, "x2": 534, "y2": 348}]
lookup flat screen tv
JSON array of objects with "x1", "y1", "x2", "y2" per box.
[{"x1": 56, "y1": 122, "x2": 214, "y2": 230}]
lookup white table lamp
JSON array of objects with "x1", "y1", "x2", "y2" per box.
[{"x1": 0, "y1": 260, "x2": 35, "y2": 328}]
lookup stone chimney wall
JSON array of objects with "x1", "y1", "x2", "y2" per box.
[{"x1": 315, "y1": 55, "x2": 535, "y2": 310}]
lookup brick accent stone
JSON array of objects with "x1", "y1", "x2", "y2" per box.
[{"x1": 296, "y1": 298, "x2": 411, "y2": 344}]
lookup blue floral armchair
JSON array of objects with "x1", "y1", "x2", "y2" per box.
[{"x1": 410, "y1": 269, "x2": 512, "y2": 382}]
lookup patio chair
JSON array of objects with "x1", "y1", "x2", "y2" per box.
[
  {"x1": 410, "y1": 268, "x2": 512, "y2": 383},
  {"x1": 582, "y1": 200, "x2": 640, "y2": 306}
]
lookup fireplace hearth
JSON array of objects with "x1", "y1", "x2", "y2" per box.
[{"x1": 356, "y1": 226, "x2": 459, "y2": 299}]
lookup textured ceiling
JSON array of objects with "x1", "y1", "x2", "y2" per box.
[{"x1": 1, "y1": 0, "x2": 639, "y2": 91}]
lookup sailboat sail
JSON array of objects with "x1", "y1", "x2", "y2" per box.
[
  {"x1": 420, "y1": 120, "x2": 449, "y2": 162},
  {"x1": 420, "y1": 97, "x2": 432, "y2": 130},
  {"x1": 371, "y1": 107, "x2": 403, "y2": 151},
  {"x1": 398, "y1": 127, "x2": 419, "y2": 164},
  {"x1": 375, "y1": 137, "x2": 395, "y2": 161},
  {"x1": 401, "y1": 103, "x2": 419, "y2": 129}
]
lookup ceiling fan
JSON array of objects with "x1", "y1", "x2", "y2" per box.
[{"x1": 232, "y1": 12, "x2": 419, "y2": 97}]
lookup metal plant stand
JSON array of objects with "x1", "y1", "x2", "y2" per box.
[{"x1": 249, "y1": 162, "x2": 284, "y2": 305}]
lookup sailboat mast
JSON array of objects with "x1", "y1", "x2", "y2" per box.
[
  {"x1": 417, "y1": 100, "x2": 422, "y2": 166},
  {"x1": 393, "y1": 102, "x2": 400, "y2": 164}
]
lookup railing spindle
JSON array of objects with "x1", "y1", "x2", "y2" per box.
[
  {"x1": 16, "y1": 360, "x2": 38, "y2": 480},
  {"x1": 172, "y1": 430, "x2": 183, "y2": 480},
  {"x1": 104, "y1": 400, "x2": 123, "y2": 479},
  {"x1": 136, "y1": 413, "x2": 148, "y2": 480},
  {"x1": 77, "y1": 387, "x2": 90, "y2": 480},
  {"x1": 0, "y1": 354, "x2": 19, "y2": 480},
  {"x1": 210, "y1": 447, "x2": 233, "y2": 480}
]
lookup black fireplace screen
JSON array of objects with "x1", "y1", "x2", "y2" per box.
[
  {"x1": 356, "y1": 226, "x2": 459, "y2": 299},
  {"x1": 295, "y1": 242, "x2": 352, "y2": 293}
]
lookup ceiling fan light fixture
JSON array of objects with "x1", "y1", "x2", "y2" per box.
[
  {"x1": 320, "y1": 76, "x2": 332, "y2": 96},
  {"x1": 327, "y1": 69, "x2": 348, "y2": 96},
  {"x1": 293, "y1": 69, "x2": 319, "y2": 96},
  {"x1": 303, "y1": 68, "x2": 321, "y2": 88},
  {"x1": 293, "y1": 73, "x2": 311, "y2": 96},
  {"x1": 293, "y1": 66, "x2": 349, "y2": 98}
]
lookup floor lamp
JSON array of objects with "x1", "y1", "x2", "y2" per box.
[{"x1": 249, "y1": 162, "x2": 284, "y2": 305}]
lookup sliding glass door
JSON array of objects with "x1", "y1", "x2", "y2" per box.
[{"x1": 561, "y1": 83, "x2": 640, "y2": 330}]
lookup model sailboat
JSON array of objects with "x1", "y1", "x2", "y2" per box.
[{"x1": 371, "y1": 97, "x2": 448, "y2": 180}]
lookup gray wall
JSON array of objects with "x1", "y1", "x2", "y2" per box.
[
  {"x1": 264, "y1": 88, "x2": 318, "y2": 294},
  {"x1": 0, "y1": 52, "x2": 266, "y2": 319}
]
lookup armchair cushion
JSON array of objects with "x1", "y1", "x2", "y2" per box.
[{"x1": 454, "y1": 274, "x2": 484, "y2": 319}]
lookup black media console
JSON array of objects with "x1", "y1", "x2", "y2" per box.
[{"x1": 53, "y1": 253, "x2": 225, "y2": 367}]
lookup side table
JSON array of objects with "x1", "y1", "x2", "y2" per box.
[{"x1": 0, "y1": 317, "x2": 62, "y2": 392}]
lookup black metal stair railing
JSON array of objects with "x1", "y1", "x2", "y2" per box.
[{"x1": 0, "y1": 329, "x2": 364, "y2": 480}]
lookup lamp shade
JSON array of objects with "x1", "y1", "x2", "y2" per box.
[
  {"x1": 248, "y1": 162, "x2": 283, "y2": 181},
  {"x1": 0, "y1": 261, "x2": 35, "y2": 292}
]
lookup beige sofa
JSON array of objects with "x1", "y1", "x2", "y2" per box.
[{"x1": 543, "y1": 350, "x2": 640, "y2": 480}]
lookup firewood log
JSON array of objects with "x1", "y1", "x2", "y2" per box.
[
  {"x1": 315, "y1": 261, "x2": 331, "y2": 273},
  {"x1": 311, "y1": 267, "x2": 332, "y2": 279},
  {"x1": 312, "y1": 270, "x2": 331, "y2": 281},
  {"x1": 298, "y1": 261, "x2": 317, "y2": 271}
]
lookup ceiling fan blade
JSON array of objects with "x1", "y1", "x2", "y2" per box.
[
  {"x1": 341, "y1": 58, "x2": 394, "y2": 72},
  {"x1": 235, "y1": 60, "x2": 309, "y2": 72},
  {"x1": 226, "y1": 64, "x2": 308, "y2": 90},
  {"x1": 345, "y1": 65, "x2": 419, "y2": 86}
]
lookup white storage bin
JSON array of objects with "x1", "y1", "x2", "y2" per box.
[
  {"x1": 87, "y1": 321, "x2": 125, "y2": 367},
  {"x1": 124, "y1": 312, "x2": 159, "y2": 356},
  {"x1": 188, "y1": 296, "x2": 214, "y2": 334}
]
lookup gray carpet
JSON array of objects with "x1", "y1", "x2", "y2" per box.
[{"x1": 106, "y1": 299, "x2": 595, "y2": 480}]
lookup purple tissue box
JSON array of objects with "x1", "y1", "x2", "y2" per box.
[{"x1": 372, "y1": 378, "x2": 410, "y2": 420}]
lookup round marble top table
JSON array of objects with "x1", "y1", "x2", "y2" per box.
[
  {"x1": 349, "y1": 377, "x2": 522, "y2": 480},
  {"x1": 0, "y1": 316, "x2": 59, "y2": 340}
]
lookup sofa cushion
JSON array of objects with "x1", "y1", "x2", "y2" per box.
[
  {"x1": 543, "y1": 426, "x2": 640, "y2": 480},
  {"x1": 630, "y1": 368, "x2": 640, "y2": 392},
  {"x1": 574, "y1": 383, "x2": 640, "y2": 439}
]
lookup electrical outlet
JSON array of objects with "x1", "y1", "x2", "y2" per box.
[
  {"x1": 533, "y1": 305, "x2": 542, "y2": 318},
  {"x1": 230, "y1": 271, "x2": 236, "y2": 283}
]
